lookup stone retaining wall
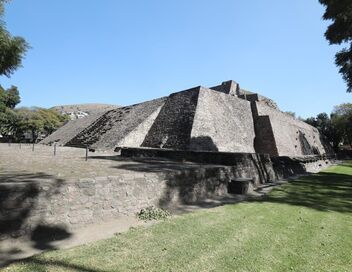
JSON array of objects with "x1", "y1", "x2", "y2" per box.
[
  {"x1": 1, "y1": 151, "x2": 334, "y2": 240},
  {"x1": 271, "y1": 155, "x2": 333, "y2": 179},
  {"x1": 121, "y1": 148, "x2": 277, "y2": 184},
  {"x1": 0, "y1": 165, "x2": 237, "y2": 240}
]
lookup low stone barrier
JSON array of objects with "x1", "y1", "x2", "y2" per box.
[
  {"x1": 120, "y1": 147, "x2": 277, "y2": 185},
  {"x1": 0, "y1": 150, "x2": 334, "y2": 241},
  {"x1": 271, "y1": 155, "x2": 333, "y2": 179},
  {"x1": 0, "y1": 165, "x2": 242, "y2": 240}
]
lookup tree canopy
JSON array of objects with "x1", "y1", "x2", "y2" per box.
[
  {"x1": 331, "y1": 103, "x2": 352, "y2": 147},
  {"x1": 319, "y1": 0, "x2": 352, "y2": 92},
  {"x1": 305, "y1": 103, "x2": 352, "y2": 150},
  {"x1": 0, "y1": 86, "x2": 68, "y2": 141},
  {"x1": 0, "y1": 0, "x2": 29, "y2": 77},
  {"x1": 0, "y1": 84, "x2": 20, "y2": 136},
  {"x1": 15, "y1": 107, "x2": 68, "y2": 141}
]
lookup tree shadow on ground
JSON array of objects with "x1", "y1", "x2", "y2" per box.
[
  {"x1": 249, "y1": 171, "x2": 352, "y2": 213},
  {"x1": 20, "y1": 257, "x2": 109, "y2": 272},
  {"x1": 30, "y1": 225, "x2": 71, "y2": 250},
  {"x1": 0, "y1": 171, "x2": 72, "y2": 267}
]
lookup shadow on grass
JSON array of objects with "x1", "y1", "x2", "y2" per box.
[
  {"x1": 20, "y1": 257, "x2": 109, "y2": 272},
  {"x1": 251, "y1": 171, "x2": 352, "y2": 213}
]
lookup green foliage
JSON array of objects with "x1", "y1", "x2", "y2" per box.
[
  {"x1": 305, "y1": 112, "x2": 341, "y2": 150},
  {"x1": 0, "y1": 84, "x2": 68, "y2": 141},
  {"x1": 0, "y1": 106, "x2": 17, "y2": 135},
  {"x1": 0, "y1": 85, "x2": 20, "y2": 108},
  {"x1": 331, "y1": 103, "x2": 352, "y2": 147},
  {"x1": 137, "y1": 206, "x2": 171, "y2": 221},
  {"x1": 0, "y1": 84, "x2": 21, "y2": 136},
  {"x1": 15, "y1": 107, "x2": 68, "y2": 141},
  {"x1": 319, "y1": 0, "x2": 352, "y2": 92},
  {"x1": 305, "y1": 103, "x2": 352, "y2": 150},
  {"x1": 0, "y1": 0, "x2": 29, "y2": 77}
]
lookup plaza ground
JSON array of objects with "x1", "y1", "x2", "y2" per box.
[{"x1": 2, "y1": 158, "x2": 351, "y2": 271}]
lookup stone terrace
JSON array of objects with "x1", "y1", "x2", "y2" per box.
[
  {"x1": 0, "y1": 143, "x2": 240, "y2": 239},
  {"x1": 0, "y1": 143, "x2": 331, "y2": 242},
  {"x1": 0, "y1": 143, "x2": 209, "y2": 180}
]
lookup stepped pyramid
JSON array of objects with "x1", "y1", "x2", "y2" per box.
[
  {"x1": 64, "y1": 97, "x2": 167, "y2": 151},
  {"x1": 141, "y1": 83, "x2": 256, "y2": 153},
  {"x1": 42, "y1": 80, "x2": 333, "y2": 157}
]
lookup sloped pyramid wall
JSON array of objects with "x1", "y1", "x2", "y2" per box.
[
  {"x1": 41, "y1": 79, "x2": 334, "y2": 156},
  {"x1": 142, "y1": 87, "x2": 256, "y2": 152},
  {"x1": 39, "y1": 110, "x2": 109, "y2": 146},
  {"x1": 190, "y1": 88, "x2": 255, "y2": 153},
  {"x1": 253, "y1": 101, "x2": 331, "y2": 156},
  {"x1": 65, "y1": 97, "x2": 166, "y2": 151},
  {"x1": 141, "y1": 87, "x2": 200, "y2": 149},
  {"x1": 91, "y1": 97, "x2": 166, "y2": 151}
]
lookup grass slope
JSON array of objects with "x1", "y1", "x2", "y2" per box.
[{"x1": 4, "y1": 162, "x2": 352, "y2": 272}]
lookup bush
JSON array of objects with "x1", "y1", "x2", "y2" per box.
[{"x1": 137, "y1": 206, "x2": 170, "y2": 221}]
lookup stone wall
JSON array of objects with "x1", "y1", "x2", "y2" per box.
[
  {"x1": 272, "y1": 156, "x2": 332, "y2": 179},
  {"x1": 190, "y1": 88, "x2": 256, "y2": 153},
  {"x1": 253, "y1": 115, "x2": 279, "y2": 156},
  {"x1": 121, "y1": 147, "x2": 276, "y2": 185},
  {"x1": 254, "y1": 101, "x2": 329, "y2": 156},
  {"x1": 115, "y1": 106, "x2": 163, "y2": 149},
  {"x1": 41, "y1": 79, "x2": 334, "y2": 156},
  {"x1": 94, "y1": 98, "x2": 166, "y2": 151},
  {"x1": 40, "y1": 111, "x2": 108, "y2": 146},
  {"x1": 142, "y1": 87, "x2": 200, "y2": 149},
  {"x1": 65, "y1": 97, "x2": 166, "y2": 151},
  {"x1": 0, "y1": 164, "x2": 240, "y2": 240},
  {"x1": 210, "y1": 80, "x2": 239, "y2": 96},
  {"x1": 1, "y1": 148, "x2": 334, "y2": 240}
]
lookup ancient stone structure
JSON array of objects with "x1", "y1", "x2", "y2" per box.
[
  {"x1": 0, "y1": 148, "x2": 330, "y2": 240},
  {"x1": 41, "y1": 80, "x2": 332, "y2": 157},
  {"x1": 2, "y1": 83, "x2": 335, "y2": 242}
]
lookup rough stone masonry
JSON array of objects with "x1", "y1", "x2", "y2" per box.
[
  {"x1": 41, "y1": 80, "x2": 333, "y2": 157},
  {"x1": 2, "y1": 80, "x2": 336, "y2": 240}
]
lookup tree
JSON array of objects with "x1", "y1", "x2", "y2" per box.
[
  {"x1": 37, "y1": 108, "x2": 69, "y2": 134},
  {"x1": 0, "y1": 85, "x2": 20, "y2": 108},
  {"x1": 331, "y1": 103, "x2": 352, "y2": 147},
  {"x1": 0, "y1": 86, "x2": 68, "y2": 141},
  {"x1": 319, "y1": 0, "x2": 352, "y2": 92},
  {"x1": 305, "y1": 112, "x2": 342, "y2": 151},
  {"x1": 0, "y1": 106, "x2": 17, "y2": 136},
  {"x1": 305, "y1": 103, "x2": 352, "y2": 150},
  {"x1": 0, "y1": 0, "x2": 29, "y2": 77},
  {"x1": 0, "y1": 84, "x2": 20, "y2": 136},
  {"x1": 15, "y1": 107, "x2": 68, "y2": 142}
]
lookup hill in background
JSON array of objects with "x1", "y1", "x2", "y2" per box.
[{"x1": 51, "y1": 103, "x2": 120, "y2": 120}]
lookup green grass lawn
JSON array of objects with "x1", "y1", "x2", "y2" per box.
[{"x1": 4, "y1": 162, "x2": 352, "y2": 272}]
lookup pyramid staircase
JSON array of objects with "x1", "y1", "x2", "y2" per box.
[{"x1": 66, "y1": 106, "x2": 133, "y2": 148}]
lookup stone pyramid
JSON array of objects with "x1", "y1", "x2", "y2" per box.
[
  {"x1": 42, "y1": 80, "x2": 333, "y2": 157},
  {"x1": 141, "y1": 83, "x2": 256, "y2": 153}
]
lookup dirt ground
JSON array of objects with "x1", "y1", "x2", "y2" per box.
[{"x1": 0, "y1": 143, "x2": 212, "y2": 181}]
